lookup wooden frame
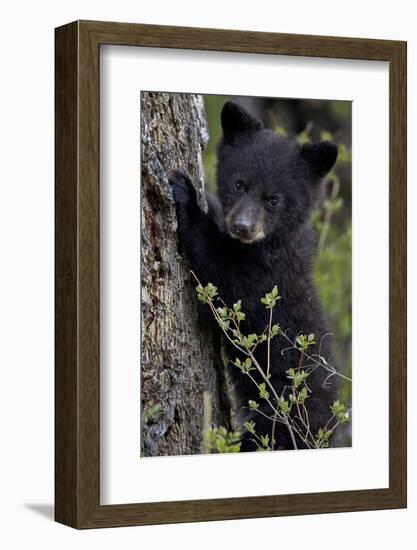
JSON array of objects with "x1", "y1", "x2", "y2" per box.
[{"x1": 55, "y1": 20, "x2": 407, "y2": 529}]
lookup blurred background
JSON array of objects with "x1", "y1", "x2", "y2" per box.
[{"x1": 203, "y1": 95, "x2": 352, "y2": 407}]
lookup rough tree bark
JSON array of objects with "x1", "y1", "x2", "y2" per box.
[{"x1": 141, "y1": 92, "x2": 229, "y2": 457}]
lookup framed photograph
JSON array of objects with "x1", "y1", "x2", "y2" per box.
[{"x1": 55, "y1": 20, "x2": 406, "y2": 528}]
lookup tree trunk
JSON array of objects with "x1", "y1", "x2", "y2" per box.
[{"x1": 141, "y1": 92, "x2": 228, "y2": 457}]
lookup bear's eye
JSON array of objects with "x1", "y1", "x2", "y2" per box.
[
  {"x1": 234, "y1": 179, "x2": 245, "y2": 192},
  {"x1": 267, "y1": 196, "x2": 280, "y2": 208}
]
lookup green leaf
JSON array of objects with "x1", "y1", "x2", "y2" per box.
[
  {"x1": 278, "y1": 397, "x2": 290, "y2": 414},
  {"x1": 320, "y1": 130, "x2": 333, "y2": 142},
  {"x1": 244, "y1": 420, "x2": 256, "y2": 434},
  {"x1": 144, "y1": 403, "x2": 161, "y2": 422},
  {"x1": 243, "y1": 333, "x2": 258, "y2": 349},
  {"x1": 298, "y1": 386, "x2": 308, "y2": 404},
  {"x1": 243, "y1": 357, "x2": 254, "y2": 373},
  {"x1": 259, "y1": 383, "x2": 270, "y2": 400},
  {"x1": 275, "y1": 125, "x2": 287, "y2": 137},
  {"x1": 330, "y1": 401, "x2": 350, "y2": 423},
  {"x1": 203, "y1": 426, "x2": 242, "y2": 453},
  {"x1": 205, "y1": 282, "x2": 218, "y2": 299},
  {"x1": 315, "y1": 427, "x2": 332, "y2": 448},
  {"x1": 261, "y1": 287, "x2": 281, "y2": 309},
  {"x1": 216, "y1": 307, "x2": 228, "y2": 319},
  {"x1": 295, "y1": 333, "x2": 315, "y2": 351},
  {"x1": 236, "y1": 311, "x2": 246, "y2": 322},
  {"x1": 260, "y1": 434, "x2": 270, "y2": 448},
  {"x1": 271, "y1": 324, "x2": 280, "y2": 336}
]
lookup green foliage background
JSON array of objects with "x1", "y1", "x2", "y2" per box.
[{"x1": 202, "y1": 95, "x2": 352, "y2": 405}]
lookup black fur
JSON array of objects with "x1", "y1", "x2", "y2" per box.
[{"x1": 170, "y1": 101, "x2": 338, "y2": 451}]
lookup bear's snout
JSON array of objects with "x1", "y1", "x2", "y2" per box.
[
  {"x1": 227, "y1": 202, "x2": 265, "y2": 244},
  {"x1": 232, "y1": 215, "x2": 254, "y2": 239}
]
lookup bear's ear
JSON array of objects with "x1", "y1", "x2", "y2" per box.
[
  {"x1": 221, "y1": 101, "x2": 263, "y2": 140},
  {"x1": 300, "y1": 141, "x2": 338, "y2": 178}
]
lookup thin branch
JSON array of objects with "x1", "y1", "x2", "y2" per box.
[{"x1": 266, "y1": 306, "x2": 273, "y2": 379}]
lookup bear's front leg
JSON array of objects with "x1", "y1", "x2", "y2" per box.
[
  {"x1": 169, "y1": 170, "x2": 226, "y2": 280},
  {"x1": 169, "y1": 170, "x2": 202, "y2": 232}
]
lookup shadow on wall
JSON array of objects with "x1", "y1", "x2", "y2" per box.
[{"x1": 24, "y1": 503, "x2": 54, "y2": 521}]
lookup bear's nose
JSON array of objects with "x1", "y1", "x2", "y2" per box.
[{"x1": 233, "y1": 217, "x2": 254, "y2": 237}]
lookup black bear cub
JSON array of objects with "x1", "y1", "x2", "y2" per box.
[{"x1": 170, "y1": 100, "x2": 338, "y2": 451}]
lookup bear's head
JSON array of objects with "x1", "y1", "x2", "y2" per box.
[{"x1": 216, "y1": 101, "x2": 338, "y2": 244}]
